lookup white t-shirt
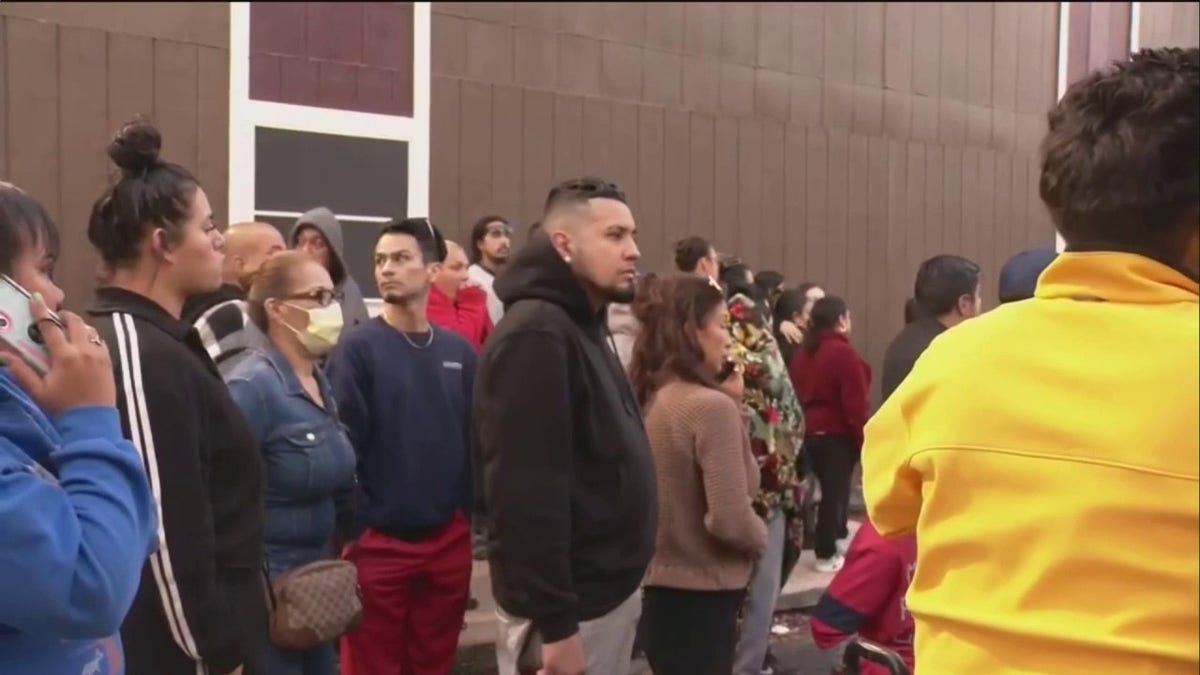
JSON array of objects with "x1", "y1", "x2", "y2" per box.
[{"x1": 468, "y1": 263, "x2": 504, "y2": 325}]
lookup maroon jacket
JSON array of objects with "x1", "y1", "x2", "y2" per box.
[
  {"x1": 787, "y1": 331, "x2": 871, "y2": 446},
  {"x1": 811, "y1": 520, "x2": 917, "y2": 675},
  {"x1": 427, "y1": 284, "x2": 493, "y2": 351}
]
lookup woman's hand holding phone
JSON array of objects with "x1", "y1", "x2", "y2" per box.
[{"x1": 0, "y1": 293, "x2": 116, "y2": 415}]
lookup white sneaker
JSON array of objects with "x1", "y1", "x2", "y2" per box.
[
  {"x1": 814, "y1": 554, "x2": 844, "y2": 573},
  {"x1": 836, "y1": 537, "x2": 851, "y2": 556}
]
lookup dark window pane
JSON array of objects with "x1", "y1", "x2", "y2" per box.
[
  {"x1": 255, "y1": 213, "x2": 384, "y2": 298},
  {"x1": 255, "y1": 126, "x2": 409, "y2": 216}
]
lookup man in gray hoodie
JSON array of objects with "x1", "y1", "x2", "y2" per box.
[{"x1": 291, "y1": 206, "x2": 372, "y2": 330}]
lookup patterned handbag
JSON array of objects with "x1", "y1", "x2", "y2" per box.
[{"x1": 267, "y1": 559, "x2": 364, "y2": 651}]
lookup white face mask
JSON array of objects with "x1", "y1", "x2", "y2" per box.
[{"x1": 282, "y1": 301, "x2": 344, "y2": 357}]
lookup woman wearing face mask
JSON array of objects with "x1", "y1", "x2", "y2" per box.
[{"x1": 227, "y1": 251, "x2": 356, "y2": 675}]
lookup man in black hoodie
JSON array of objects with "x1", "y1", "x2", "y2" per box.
[{"x1": 474, "y1": 178, "x2": 656, "y2": 675}]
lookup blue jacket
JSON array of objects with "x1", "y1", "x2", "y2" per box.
[
  {"x1": 0, "y1": 370, "x2": 158, "y2": 674},
  {"x1": 227, "y1": 347, "x2": 356, "y2": 575}
]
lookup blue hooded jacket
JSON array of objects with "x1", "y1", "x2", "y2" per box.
[{"x1": 0, "y1": 370, "x2": 158, "y2": 674}]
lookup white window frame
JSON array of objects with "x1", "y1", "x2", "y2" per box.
[{"x1": 227, "y1": 1, "x2": 431, "y2": 227}]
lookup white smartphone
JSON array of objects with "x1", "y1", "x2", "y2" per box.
[{"x1": 0, "y1": 275, "x2": 65, "y2": 375}]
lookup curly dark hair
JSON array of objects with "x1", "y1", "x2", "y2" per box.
[
  {"x1": 1039, "y1": 47, "x2": 1198, "y2": 257},
  {"x1": 628, "y1": 274, "x2": 727, "y2": 406}
]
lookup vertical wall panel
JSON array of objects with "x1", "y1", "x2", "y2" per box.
[
  {"x1": 826, "y1": 130, "x2": 851, "y2": 310},
  {"x1": 924, "y1": 146, "x2": 944, "y2": 262},
  {"x1": 637, "y1": 105, "x2": 666, "y2": 268},
  {"x1": 865, "y1": 136, "x2": 890, "y2": 399},
  {"x1": 459, "y1": 81, "x2": 493, "y2": 223},
  {"x1": 198, "y1": 46, "x2": 231, "y2": 227},
  {"x1": 552, "y1": 94, "x2": 584, "y2": 180},
  {"x1": 782, "y1": 124, "x2": 807, "y2": 276},
  {"x1": 760, "y1": 120, "x2": 786, "y2": 274},
  {"x1": 609, "y1": 101, "x2": 641, "y2": 223},
  {"x1": 431, "y1": 77, "x2": 462, "y2": 231},
  {"x1": 153, "y1": 41, "x2": 201, "y2": 169},
  {"x1": 804, "y1": 129, "x2": 829, "y2": 285},
  {"x1": 6, "y1": 18, "x2": 62, "y2": 222},
  {"x1": 846, "y1": 134, "x2": 871, "y2": 354},
  {"x1": 736, "y1": 118, "x2": 763, "y2": 265},
  {"x1": 663, "y1": 109, "x2": 692, "y2": 256},
  {"x1": 491, "y1": 85, "x2": 524, "y2": 223},
  {"x1": 885, "y1": 139, "x2": 908, "y2": 321},
  {"x1": 712, "y1": 117, "x2": 739, "y2": 255},
  {"x1": 903, "y1": 143, "x2": 926, "y2": 271},
  {"x1": 520, "y1": 89, "x2": 554, "y2": 223},
  {"x1": 688, "y1": 113, "x2": 717, "y2": 245},
  {"x1": 942, "y1": 146, "x2": 963, "y2": 257},
  {"x1": 582, "y1": 98, "x2": 614, "y2": 179}
]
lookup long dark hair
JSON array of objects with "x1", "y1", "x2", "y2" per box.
[
  {"x1": 628, "y1": 274, "x2": 727, "y2": 406},
  {"x1": 802, "y1": 295, "x2": 848, "y2": 355}
]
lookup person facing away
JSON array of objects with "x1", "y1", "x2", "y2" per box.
[
  {"x1": 879, "y1": 254, "x2": 981, "y2": 403},
  {"x1": 0, "y1": 182, "x2": 157, "y2": 675},
  {"x1": 290, "y1": 207, "x2": 371, "y2": 331},
  {"x1": 997, "y1": 247, "x2": 1058, "y2": 304},
  {"x1": 474, "y1": 178, "x2": 656, "y2": 675},
  {"x1": 428, "y1": 240, "x2": 493, "y2": 351},
  {"x1": 225, "y1": 251, "x2": 356, "y2": 675},
  {"x1": 629, "y1": 274, "x2": 768, "y2": 675},
  {"x1": 84, "y1": 118, "x2": 267, "y2": 675},
  {"x1": 183, "y1": 221, "x2": 284, "y2": 374},
  {"x1": 809, "y1": 519, "x2": 916, "y2": 675},
  {"x1": 788, "y1": 296, "x2": 871, "y2": 574},
  {"x1": 325, "y1": 217, "x2": 476, "y2": 675},
  {"x1": 862, "y1": 47, "x2": 1200, "y2": 673},
  {"x1": 466, "y1": 214, "x2": 513, "y2": 325}
]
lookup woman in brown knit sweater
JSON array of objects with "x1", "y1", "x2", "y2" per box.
[{"x1": 629, "y1": 275, "x2": 768, "y2": 675}]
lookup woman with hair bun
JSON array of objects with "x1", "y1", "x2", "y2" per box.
[
  {"x1": 630, "y1": 274, "x2": 767, "y2": 675},
  {"x1": 85, "y1": 117, "x2": 267, "y2": 675}
]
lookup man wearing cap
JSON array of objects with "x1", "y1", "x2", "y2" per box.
[{"x1": 998, "y1": 248, "x2": 1058, "y2": 304}]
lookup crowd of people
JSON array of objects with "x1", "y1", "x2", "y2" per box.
[{"x1": 0, "y1": 45, "x2": 1195, "y2": 675}]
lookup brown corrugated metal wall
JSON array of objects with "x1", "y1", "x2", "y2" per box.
[
  {"x1": 1138, "y1": 1, "x2": 1200, "y2": 49},
  {"x1": 0, "y1": 2, "x2": 230, "y2": 310},
  {"x1": 428, "y1": 2, "x2": 1061, "y2": 391}
]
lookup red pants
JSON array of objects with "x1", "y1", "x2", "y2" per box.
[{"x1": 341, "y1": 513, "x2": 472, "y2": 675}]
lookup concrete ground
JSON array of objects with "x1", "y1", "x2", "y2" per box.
[{"x1": 454, "y1": 517, "x2": 862, "y2": 674}]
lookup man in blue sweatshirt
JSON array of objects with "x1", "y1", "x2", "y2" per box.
[{"x1": 326, "y1": 217, "x2": 476, "y2": 675}]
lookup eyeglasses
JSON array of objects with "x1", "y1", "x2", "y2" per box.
[{"x1": 280, "y1": 288, "x2": 344, "y2": 307}]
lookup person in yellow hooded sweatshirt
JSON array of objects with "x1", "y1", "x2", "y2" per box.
[{"x1": 862, "y1": 46, "x2": 1199, "y2": 675}]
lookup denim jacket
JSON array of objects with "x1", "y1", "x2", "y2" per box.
[{"x1": 227, "y1": 347, "x2": 356, "y2": 575}]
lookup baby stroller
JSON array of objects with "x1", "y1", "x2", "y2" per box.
[{"x1": 838, "y1": 638, "x2": 911, "y2": 675}]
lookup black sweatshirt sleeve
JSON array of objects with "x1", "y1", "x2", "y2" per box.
[
  {"x1": 111, "y1": 324, "x2": 243, "y2": 674},
  {"x1": 477, "y1": 331, "x2": 578, "y2": 642}
]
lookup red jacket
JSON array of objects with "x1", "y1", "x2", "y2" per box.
[
  {"x1": 811, "y1": 520, "x2": 916, "y2": 675},
  {"x1": 788, "y1": 331, "x2": 871, "y2": 446},
  {"x1": 427, "y1": 284, "x2": 493, "y2": 351}
]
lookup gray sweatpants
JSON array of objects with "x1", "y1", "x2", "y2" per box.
[
  {"x1": 495, "y1": 588, "x2": 642, "y2": 675},
  {"x1": 734, "y1": 510, "x2": 786, "y2": 675}
]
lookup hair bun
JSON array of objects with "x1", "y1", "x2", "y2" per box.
[{"x1": 107, "y1": 117, "x2": 162, "y2": 174}]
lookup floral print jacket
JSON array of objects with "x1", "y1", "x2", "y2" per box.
[{"x1": 727, "y1": 293, "x2": 806, "y2": 521}]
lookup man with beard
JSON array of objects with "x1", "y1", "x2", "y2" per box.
[
  {"x1": 474, "y1": 178, "x2": 656, "y2": 675},
  {"x1": 467, "y1": 215, "x2": 512, "y2": 325},
  {"x1": 183, "y1": 220, "x2": 284, "y2": 374},
  {"x1": 326, "y1": 218, "x2": 476, "y2": 675}
]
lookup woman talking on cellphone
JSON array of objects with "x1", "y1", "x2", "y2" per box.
[
  {"x1": 0, "y1": 182, "x2": 157, "y2": 674},
  {"x1": 85, "y1": 118, "x2": 267, "y2": 675}
]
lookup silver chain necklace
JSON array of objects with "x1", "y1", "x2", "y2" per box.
[{"x1": 401, "y1": 329, "x2": 435, "y2": 349}]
